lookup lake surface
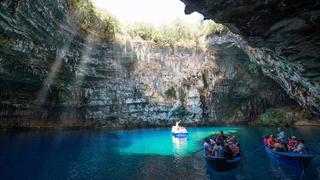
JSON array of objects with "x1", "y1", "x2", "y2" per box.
[{"x1": 0, "y1": 126, "x2": 320, "y2": 180}]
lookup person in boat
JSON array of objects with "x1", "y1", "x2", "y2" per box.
[
  {"x1": 288, "y1": 136, "x2": 297, "y2": 152},
  {"x1": 277, "y1": 128, "x2": 285, "y2": 142},
  {"x1": 293, "y1": 139, "x2": 306, "y2": 153},
  {"x1": 274, "y1": 139, "x2": 285, "y2": 151},
  {"x1": 204, "y1": 138, "x2": 213, "y2": 155},
  {"x1": 226, "y1": 135, "x2": 237, "y2": 144},
  {"x1": 224, "y1": 142, "x2": 234, "y2": 159},
  {"x1": 209, "y1": 137, "x2": 216, "y2": 145},
  {"x1": 213, "y1": 141, "x2": 224, "y2": 158},
  {"x1": 229, "y1": 142, "x2": 240, "y2": 157},
  {"x1": 263, "y1": 135, "x2": 269, "y2": 145},
  {"x1": 267, "y1": 135, "x2": 275, "y2": 148},
  {"x1": 277, "y1": 127, "x2": 288, "y2": 151},
  {"x1": 215, "y1": 131, "x2": 226, "y2": 145}
]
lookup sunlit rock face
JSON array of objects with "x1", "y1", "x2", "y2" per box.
[
  {"x1": 130, "y1": 42, "x2": 296, "y2": 124},
  {"x1": 0, "y1": 0, "x2": 299, "y2": 128},
  {"x1": 182, "y1": 0, "x2": 320, "y2": 116}
]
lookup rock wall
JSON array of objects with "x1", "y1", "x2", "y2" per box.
[
  {"x1": 0, "y1": 0, "x2": 301, "y2": 128},
  {"x1": 182, "y1": 0, "x2": 320, "y2": 116},
  {"x1": 130, "y1": 41, "x2": 296, "y2": 124}
]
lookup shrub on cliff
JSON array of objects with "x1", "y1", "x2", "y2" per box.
[
  {"x1": 254, "y1": 108, "x2": 293, "y2": 126},
  {"x1": 67, "y1": 0, "x2": 229, "y2": 48},
  {"x1": 164, "y1": 87, "x2": 177, "y2": 100},
  {"x1": 66, "y1": 0, "x2": 119, "y2": 42},
  {"x1": 202, "y1": 20, "x2": 229, "y2": 37}
]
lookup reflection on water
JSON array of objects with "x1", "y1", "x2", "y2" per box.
[
  {"x1": 119, "y1": 127, "x2": 239, "y2": 156},
  {"x1": 172, "y1": 136, "x2": 187, "y2": 156}
]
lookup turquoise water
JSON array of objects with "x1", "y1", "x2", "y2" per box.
[
  {"x1": 119, "y1": 127, "x2": 239, "y2": 156},
  {"x1": 0, "y1": 126, "x2": 320, "y2": 180}
]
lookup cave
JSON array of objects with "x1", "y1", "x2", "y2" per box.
[{"x1": 0, "y1": 0, "x2": 320, "y2": 179}]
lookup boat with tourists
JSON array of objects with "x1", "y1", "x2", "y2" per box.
[
  {"x1": 203, "y1": 131, "x2": 241, "y2": 171},
  {"x1": 264, "y1": 145, "x2": 313, "y2": 169},
  {"x1": 171, "y1": 120, "x2": 188, "y2": 138},
  {"x1": 263, "y1": 129, "x2": 313, "y2": 170}
]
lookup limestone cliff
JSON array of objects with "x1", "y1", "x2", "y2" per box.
[{"x1": 0, "y1": 0, "x2": 307, "y2": 128}]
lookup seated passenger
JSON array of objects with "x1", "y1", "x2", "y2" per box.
[
  {"x1": 209, "y1": 138, "x2": 216, "y2": 145},
  {"x1": 213, "y1": 142, "x2": 224, "y2": 158},
  {"x1": 224, "y1": 142, "x2": 234, "y2": 159},
  {"x1": 267, "y1": 135, "x2": 275, "y2": 148},
  {"x1": 230, "y1": 142, "x2": 240, "y2": 157},
  {"x1": 288, "y1": 136, "x2": 297, "y2": 152},
  {"x1": 204, "y1": 138, "x2": 213, "y2": 155},
  {"x1": 226, "y1": 135, "x2": 237, "y2": 144},
  {"x1": 293, "y1": 139, "x2": 306, "y2": 153},
  {"x1": 274, "y1": 139, "x2": 284, "y2": 151}
]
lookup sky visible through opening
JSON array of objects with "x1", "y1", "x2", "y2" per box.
[{"x1": 92, "y1": 0, "x2": 204, "y2": 26}]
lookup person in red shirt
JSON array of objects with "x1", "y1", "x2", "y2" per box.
[
  {"x1": 288, "y1": 136, "x2": 297, "y2": 152},
  {"x1": 267, "y1": 135, "x2": 275, "y2": 148}
]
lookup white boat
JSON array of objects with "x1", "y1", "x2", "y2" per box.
[{"x1": 171, "y1": 126, "x2": 188, "y2": 138}]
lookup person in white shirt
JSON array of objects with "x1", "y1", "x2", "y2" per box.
[
  {"x1": 213, "y1": 142, "x2": 224, "y2": 158},
  {"x1": 204, "y1": 138, "x2": 213, "y2": 155},
  {"x1": 293, "y1": 139, "x2": 306, "y2": 153}
]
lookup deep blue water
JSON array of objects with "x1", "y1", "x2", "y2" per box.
[{"x1": 0, "y1": 126, "x2": 320, "y2": 180}]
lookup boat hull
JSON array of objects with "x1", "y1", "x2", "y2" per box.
[
  {"x1": 264, "y1": 146, "x2": 313, "y2": 169},
  {"x1": 172, "y1": 133, "x2": 188, "y2": 138},
  {"x1": 205, "y1": 155, "x2": 241, "y2": 171}
]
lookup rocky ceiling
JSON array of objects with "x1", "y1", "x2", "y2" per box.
[{"x1": 181, "y1": 0, "x2": 320, "y2": 116}]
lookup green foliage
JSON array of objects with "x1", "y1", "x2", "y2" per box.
[
  {"x1": 123, "y1": 20, "x2": 196, "y2": 48},
  {"x1": 255, "y1": 108, "x2": 292, "y2": 126},
  {"x1": 124, "y1": 22, "x2": 156, "y2": 41},
  {"x1": 67, "y1": 1, "x2": 229, "y2": 47},
  {"x1": 164, "y1": 87, "x2": 176, "y2": 99},
  {"x1": 248, "y1": 63, "x2": 259, "y2": 75},
  {"x1": 66, "y1": 0, "x2": 119, "y2": 42},
  {"x1": 202, "y1": 20, "x2": 229, "y2": 37},
  {"x1": 123, "y1": 19, "x2": 229, "y2": 49}
]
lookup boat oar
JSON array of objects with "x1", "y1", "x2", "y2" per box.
[
  {"x1": 240, "y1": 150, "x2": 247, "y2": 161},
  {"x1": 309, "y1": 148, "x2": 320, "y2": 156},
  {"x1": 252, "y1": 144, "x2": 266, "y2": 153},
  {"x1": 192, "y1": 148, "x2": 203, "y2": 155}
]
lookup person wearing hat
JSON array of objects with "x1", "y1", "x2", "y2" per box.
[{"x1": 288, "y1": 136, "x2": 297, "y2": 152}]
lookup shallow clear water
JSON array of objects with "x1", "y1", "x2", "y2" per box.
[{"x1": 0, "y1": 126, "x2": 320, "y2": 180}]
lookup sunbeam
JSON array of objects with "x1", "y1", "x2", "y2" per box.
[{"x1": 35, "y1": 43, "x2": 72, "y2": 104}]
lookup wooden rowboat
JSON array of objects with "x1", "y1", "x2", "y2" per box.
[
  {"x1": 264, "y1": 145, "x2": 313, "y2": 170},
  {"x1": 205, "y1": 154, "x2": 241, "y2": 171}
]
